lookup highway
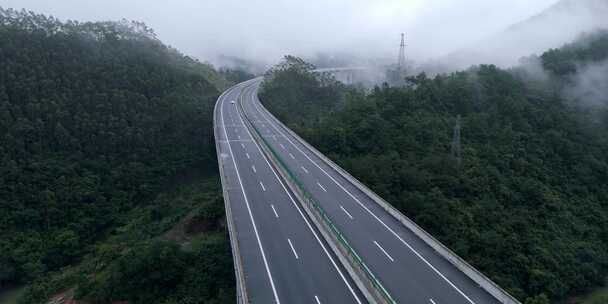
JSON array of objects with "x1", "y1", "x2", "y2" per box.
[
  {"x1": 214, "y1": 80, "x2": 364, "y2": 304},
  {"x1": 235, "y1": 77, "x2": 504, "y2": 304}
]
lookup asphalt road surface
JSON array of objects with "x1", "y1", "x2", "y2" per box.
[{"x1": 214, "y1": 80, "x2": 365, "y2": 304}]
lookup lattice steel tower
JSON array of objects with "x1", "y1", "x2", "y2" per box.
[{"x1": 398, "y1": 33, "x2": 406, "y2": 71}]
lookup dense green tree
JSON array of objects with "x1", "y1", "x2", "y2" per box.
[
  {"x1": 542, "y1": 30, "x2": 608, "y2": 76},
  {"x1": 0, "y1": 7, "x2": 230, "y2": 292},
  {"x1": 80, "y1": 241, "x2": 188, "y2": 303},
  {"x1": 259, "y1": 55, "x2": 346, "y2": 130},
  {"x1": 260, "y1": 33, "x2": 608, "y2": 302},
  {"x1": 220, "y1": 67, "x2": 256, "y2": 84},
  {"x1": 524, "y1": 294, "x2": 550, "y2": 304}
]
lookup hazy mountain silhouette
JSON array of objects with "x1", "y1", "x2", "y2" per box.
[{"x1": 429, "y1": 0, "x2": 608, "y2": 72}]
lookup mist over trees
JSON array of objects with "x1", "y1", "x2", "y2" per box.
[
  {"x1": 541, "y1": 30, "x2": 608, "y2": 107},
  {"x1": 259, "y1": 31, "x2": 608, "y2": 303}
]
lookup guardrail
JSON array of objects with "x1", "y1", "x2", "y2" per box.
[
  {"x1": 253, "y1": 88, "x2": 522, "y2": 304},
  {"x1": 213, "y1": 86, "x2": 248, "y2": 304},
  {"x1": 237, "y1": 84, "x2": 396, "y2": 304}
]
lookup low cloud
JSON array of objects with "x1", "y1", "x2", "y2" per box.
[
  {"x1": 430, "y1": 0, "x2": 608, "y2": 72},
  {"x1": 565, "y1": 60, "x2": 608, "y2": 106},
  {"x1": 0, "y1": 0, "x2": 558, "y2": 68}
]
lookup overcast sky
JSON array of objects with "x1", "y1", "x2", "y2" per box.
[{"x1": 0, "y1": 0, "x2": 558, "y2": 66}]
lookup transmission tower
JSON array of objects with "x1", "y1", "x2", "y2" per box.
[
  {"x1": 398, "y1": 33, "x2": 406, "y2": 71},
  {"x1": 451, "y1": 115, "x2": 462, "y2": 168}
]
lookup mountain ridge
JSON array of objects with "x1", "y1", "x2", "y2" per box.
[{"x1": 430, "y1": 0, "x2": 608, "y2": 72}]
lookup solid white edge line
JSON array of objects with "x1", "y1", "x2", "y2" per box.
[
  {"x1": 374, "y1": 241, "x2": 395, "y2": 262},
  {"x1": 238, "y1": 83, "x2": 362, "y2": 304},
  {"x1": 250, "y1": 82, "x2": 477, "y2": 304},
  {"x1": 219, "y1": 87, "x2": 281, "y2": 304},
  {"x1": 287, "y1": 238, "x2": 299, "y2": 259},
  {"x1": 340, "y1": 205, "x2": 354, "y2": 220},
  {"x1": 271, "y1": 204, "x2": 279, "y2": 218}
]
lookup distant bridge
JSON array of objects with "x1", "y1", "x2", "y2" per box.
[{"x1": 314, "y1": 67, "x2": 381, "y2": 85}]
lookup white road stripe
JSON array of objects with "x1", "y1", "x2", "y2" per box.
[
  {"x1": 280, "y1": 144, "x2": 286, "y2": 150},
  {"x1": 260, "y1": 181, "x2": 266, "y2": 192},
  {"x1": 252, "y1": 165, "x2": 257, "y2": 173},
  {"x1": 315, "y1": 296, "x2": 321, "y2": 304},
  {"x1": 246, "y1": 153, "x2": 250, "y2": 159},
  {"x1": 251, "y1": 96, "x2": 477, "y2": 304},
  {"x1": 289, "y1": 153, "x2": 296, "y2": 159},
  {"x1": 271, "y1": 204, "x2": 279, "y2": 218},
  {"x1": 287, "y1": 238, "x2": 299, "y2": 259},
  {"x1": 237, "y1": 135, "x2": 241, "y2": 139},
  {"x1": 340, "y1": 205, "x2": 354, "y2": 219},
  {"x1": 218, "y1": 91, "x2": 281, "y2": 304},
  {"x1": 317, "y1": 182, "x2": 327, "y2": 192},
  {"x1": 374, "y1": 241, "x2": 395, "y2": 262},
  {"x1": 237, "y1": 83, "x2": 362, "y2": 304},
  {"x1": 301, "y1": 166, "x2": 309, "y2": 173},
  {"x1": 241, "y1": 143, "x2": 245, "y2": 148},
  {"x1": 430, "y1": 299, "x2": 437, "y2": 304}
]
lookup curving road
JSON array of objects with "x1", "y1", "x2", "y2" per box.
[
  {"x1": 216, "y1": 76, "x2": 517, "y2": 304},
  {"x1": 214, "y1": 80, "x2": 364, "y2": 304}
]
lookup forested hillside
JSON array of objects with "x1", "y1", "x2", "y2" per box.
[
  {"x1": 259, "y1": 32, "x2": 608, "y2": 303},
  {"x1": 0, "y1": 8, "x2": 235, "y2": 303}
]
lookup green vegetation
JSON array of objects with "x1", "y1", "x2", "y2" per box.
[
  {"x1": 0, "y1": 286, "x2": 24, "y2": 304},
  {"x1": 18, "y1": 179, "x2": 234, "y2": 304},
  {"x1": 0, "y1": 8, "x2": 236, "y2": 303},
  {"x1": 541, "y1": 31, "x2": 608, "y2": 76},
  {"x1": 560, "y1": 278, "x2": 608, "y2": 304},
  {"x1": 220, "y1": 67, "x2": 256, "y2": 85},
  {"x1": 259, "y1": 32, "x2": 608, "y2": 303},
  {"x1": 261, "y1": 56, "x2": 346, "y2": 129},
  {"x1": 580, "y1": 286, "x2": 608, "y2": 304}
]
